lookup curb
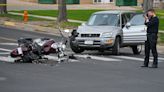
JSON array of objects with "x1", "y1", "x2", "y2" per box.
[
  {"x1": 2, "y1": 21, "x2": 61, "y2": 36},
  {"x1": 159, "y1": 31, "x2": 164, "y2": 33},
  {"x1": 4, "y1": 21, "x2": 16, "y2": 26}
]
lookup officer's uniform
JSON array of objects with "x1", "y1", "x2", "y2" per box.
[{"x1": 144, "y1": 16, "x2": 159, "y2": 67}]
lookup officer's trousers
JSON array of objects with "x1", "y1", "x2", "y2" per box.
[{"x1": 144, "y1": 33, "x2": 158, "y2": 66}]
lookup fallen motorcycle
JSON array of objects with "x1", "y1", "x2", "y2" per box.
[{"x1": 10, "y1": 28, "x2": 69, "y2": 63}]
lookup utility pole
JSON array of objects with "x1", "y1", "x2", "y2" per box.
[
  {"x1": 0, "y1": 0, "x2": 7, "y2": 14},
  {"x1": 57, "y1": 0, "x2": 67, "y2": 22}
]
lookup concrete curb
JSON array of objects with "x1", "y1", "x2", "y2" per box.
[
  {"x1": 159, "y1": 30, "x2": 164, "y2": 33},
  {"x1": 2, "y1": 21, "x2": 61, "y2": 36}
]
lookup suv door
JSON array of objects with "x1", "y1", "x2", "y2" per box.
[{"x1": 122, "y1": 14, "x2": 147, "y2": 45}]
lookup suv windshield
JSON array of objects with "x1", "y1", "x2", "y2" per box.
[{"x1": 87, "y1": 14, "x2": 119, "y2": 26}]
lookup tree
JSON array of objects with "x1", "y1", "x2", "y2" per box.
[
  {"x1": 143, "y1": 0, "x2": 154, "y2": 12},
  {"x1": 57, "y1": 0, "x2": 67, "y2": 22},
  {"x1": 0, "y1": 0, "x2": 7, "y2": 14},
  {"x1": 159, "y1": 0, "x2": 164, "y2": 9}
]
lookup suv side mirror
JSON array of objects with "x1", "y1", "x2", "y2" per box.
[{"x1": 126, "y1": 22, "x2": 131, "y2": 29}]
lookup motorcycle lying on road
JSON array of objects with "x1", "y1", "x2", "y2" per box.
[{"x1": 10, "y1": 28, "x2": 69, "y2": 63}]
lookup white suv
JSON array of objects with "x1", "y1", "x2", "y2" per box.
[{"x1": 70, "y1": 11, "x2": 147, "y2": 55}]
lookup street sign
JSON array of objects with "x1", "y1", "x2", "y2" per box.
[{"x1": 116, "y1": 0, "x2": 137, "y2": 6}]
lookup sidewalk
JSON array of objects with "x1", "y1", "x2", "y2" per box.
[{"x1": 7, "y1": 0, "x2": 138, "y2": 11}]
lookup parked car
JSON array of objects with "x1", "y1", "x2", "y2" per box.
[{"x1": 70, "y1": 11, "x2": 147, "y2": 55}]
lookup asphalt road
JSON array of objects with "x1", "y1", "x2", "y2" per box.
[{"x1": 0, "y1": 26, "x2": 164, "y2": 92}]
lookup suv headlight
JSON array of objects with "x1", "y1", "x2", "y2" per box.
[{"x1": 101, "y1": 32, "x2": 113, "y2": 38}]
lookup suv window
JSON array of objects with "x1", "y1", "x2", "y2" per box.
[
  {"x1": 121, "y1": 14, "x2": 128, "y2": 28},
  {"x1": 124, "y1": 13, "x2": 134, "y2": 22},
  {"x1": 130, "y1": 14, "x2": 145, "y2": 26}
]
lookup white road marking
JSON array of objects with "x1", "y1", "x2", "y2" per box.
[
  {"x1": 0, "y1": 52, "x2": 10, "y2": 55},
  {"x1": 45, "y1": 55, "x2": 79, "y2": 62},
  {"x1": 0, "y1": 37, "x2": 16, "y2": 42},
  {"x1": 112, "y1": 56, "x2": 164, "y2": 62},
  {"x1": 75, "y1": 54, "x2": 121, "y2": 62},
  {"x1": 0, "y1": 48, "x2": 12, "y2": 52},
  {"x1": 0, "y1": 56, "x2": 15, "y2": 63},
  {"x1": 0, "y1": 43, "x2": 17, "y2": 46},
  {"x1": 0, "y1": 77, "x2": 7, "y2": 81},
  {"x1": 150, "y1": 57, "x2": 164, "y2": 61}
]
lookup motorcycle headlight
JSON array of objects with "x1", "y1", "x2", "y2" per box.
[
  {"x1": 101, "y1": 32, "x2": 113, "y2": 38},
  {"x1": 61, "y1": 44, "x2": 66, "y2": 50},
  {"x1": 51, "y1": 43, "x2": 58, "y2": 49}
]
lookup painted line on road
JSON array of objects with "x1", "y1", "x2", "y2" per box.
[
  {"x1": 0, "y1": 48, "x2": 12, "y2": 52},
  {"x1": 0, "y1": 43, "x2": 17, "y2": 46},
  {"x1": 75, "y1": 54, "x2": 121, "y2": 62},
  {"x1": 0, "y1": 56, "x2": 15, "y2": 63},
  {"x1": 0, "y1": 52, "x2": 10, "y2": 55},
  {"x1": 45, "y1": 55, "x2": 80, "y2": 63},
  {"x1": 0, "y1": 37, "x2": 17, "y2": 42},
  {"x1": 112, "y1": 56, "x2": 164, "y2": 63},
  {"x1": 0, "y1": 77, "x2": 7, "y2": 81},
  {"x1": 150, "y1": 57, "x2": 164, "y2": 61}
]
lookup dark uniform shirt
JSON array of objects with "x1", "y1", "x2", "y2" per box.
[{"x1": 145, "y1": 16, "x2": 159, "y2": 34}]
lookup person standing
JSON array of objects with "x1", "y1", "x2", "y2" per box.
[{"x1": 142, "y1": 9, "x2": 159, "y2": 68}]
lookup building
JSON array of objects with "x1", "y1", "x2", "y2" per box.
[
  {"x1": 81, "y1": 0, "x2": 114, "y2": 4},
  {"x1": 21, "y1": 0, "x2": 149, "y2": 5}
]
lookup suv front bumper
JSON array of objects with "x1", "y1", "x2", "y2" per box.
[{"x1": 73, "y1": 37, "x2": 115, "y2": 49}]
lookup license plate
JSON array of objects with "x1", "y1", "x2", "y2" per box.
[{"x1": 84, "y1": 40, "x2": 93, "y2": 45}]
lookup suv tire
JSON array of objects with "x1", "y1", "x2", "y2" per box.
[
  {"x1": 70, "y1": 36, "x2": 84, "y2": 54},
  {"x1": 112, "y1": 37, "x2": 120, "y2": 55},
  {"x1": 132, "y1": 45, "x2": 142, "y2": 55}
]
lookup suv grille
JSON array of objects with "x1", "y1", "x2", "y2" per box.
[{"x1": 81, "y1": 34, "x2": 100, "y2": 37}]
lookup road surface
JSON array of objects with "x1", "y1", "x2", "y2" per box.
[{"x1": 0, "y1": 26, "x2": 164, "y2": 92}]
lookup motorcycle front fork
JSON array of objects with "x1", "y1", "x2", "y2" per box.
[{"x1": 57, "y1": 50, "x2": 68, "y2": 63}]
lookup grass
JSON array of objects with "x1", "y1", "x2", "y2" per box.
[
  {"x1": 11, "y1": 10, "x2": 103, "y2": 21},
  {"x1": 159, "y1": 33, "x2": 164, "y2": 43},
  {"x1": 156, "y1": 9, "x2": 164, "y2": 31}
]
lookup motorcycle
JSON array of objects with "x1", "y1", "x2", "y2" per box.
[{"x1": 10, "y1": 27, "x2": 69, "y2": 63}]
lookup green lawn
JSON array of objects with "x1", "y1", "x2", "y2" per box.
[
  {"x1": 156, "y1": 9, "x2": 164, "y2": 31},
  {"x1": 159, "y1": 33, "x2": 164, "y2": 43},
  {"x1": 11, "y1": 10, "x2": 103, "y2": 21}
]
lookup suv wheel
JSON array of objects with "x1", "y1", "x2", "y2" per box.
[
  {"x1": 112, "y1": 37, "x2": 120, "y2": 55},
  {"x1": 70, "y1": 36, "x2": 84, "y2": 54},
  {"x1": 71, "y1": 46, "x2": 84, "y2": 53},
  {"x1": 132, "y1": 45, "x2": 142, "y2": 55}
]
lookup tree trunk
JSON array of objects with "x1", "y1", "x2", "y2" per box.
[
  {"x1": 159, "y1": 0, "x2": 164, "y2": 9},
  {"x1": 57, "y1": 0, "x2": 67, "y2": 22},
  {"x1": 143, "y1": 0, "x2": 154, "y2": 12},
  {"x1": 0, "y1": 0, "x2": 7, "y2": 14}
]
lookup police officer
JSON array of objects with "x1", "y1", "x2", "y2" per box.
[{"x1": 142, "y1": 9, "x2": 159, "y2": 68}]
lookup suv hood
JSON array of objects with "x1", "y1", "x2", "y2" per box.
[{"x1": 77, "y1": 25, "x2": 118, "y2": 34}]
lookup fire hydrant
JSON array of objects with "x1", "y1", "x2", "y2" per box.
[{"x1": 23, "y1": 10, "x2": 28, "y2": 22}]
